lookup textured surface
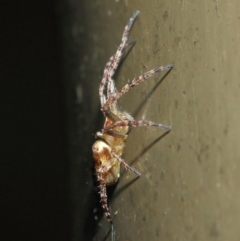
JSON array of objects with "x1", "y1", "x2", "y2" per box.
[{"x1": 67, "y1": 0, "x2": 240, "y2": 240}]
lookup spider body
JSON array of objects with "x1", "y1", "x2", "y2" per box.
[{"x1": 92, "y1": 10, "x2": 173, "y2": 224}]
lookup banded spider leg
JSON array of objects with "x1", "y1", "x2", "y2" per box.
[{"x1": 99, "y1": 10, "x2": 140, "y2": 107}]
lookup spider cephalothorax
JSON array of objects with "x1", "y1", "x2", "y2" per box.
[{"x1": 92, "y1": 10, "x2": 173, "y2": 224}]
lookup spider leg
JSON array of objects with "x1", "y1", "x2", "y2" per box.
[
  {"x1": 103, "y1": 129, "x2": 126, "y2": 138},
  {"x1": 104, "y1": 108, "x2": 122, "y2": 122},
  {"x1": 99, "y1": 56, "x2": 114, "y2": 105},
  {"x1": 107, "y1": 74, "x2": 117, "y2": 98},
  {"x1": 102, "y1": 65, "x2": 173, "y2": 112},
  {"x1": 107, "y1": 40, "x2": 137, "y2": 98},
  {"x1": 99, "y1": 11, "x2": 140, "y2": 107},
  {"x1": 111, "y1": 151, "x2": 141, "y2": 176},
  {"x1": 107, "y1": 11, "x2": 140, "y2": 84},
  {"x1": 105, "y1": 119, "x2": 171, "y2": 131},
  {"x1": 98, "y1": 174, "x2": 113, "y2": 224}
]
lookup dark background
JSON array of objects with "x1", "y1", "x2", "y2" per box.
[{"x1": 1, "y1": 1, "x2": 71, "y2": 240}]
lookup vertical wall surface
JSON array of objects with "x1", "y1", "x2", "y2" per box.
[{"x1": 63, "y1": 0, "x2": 240, "y2": 240}]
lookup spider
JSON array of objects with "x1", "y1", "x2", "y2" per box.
[{"x1": 92, "y1": 10, "x2": 173, "y2": 224}]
